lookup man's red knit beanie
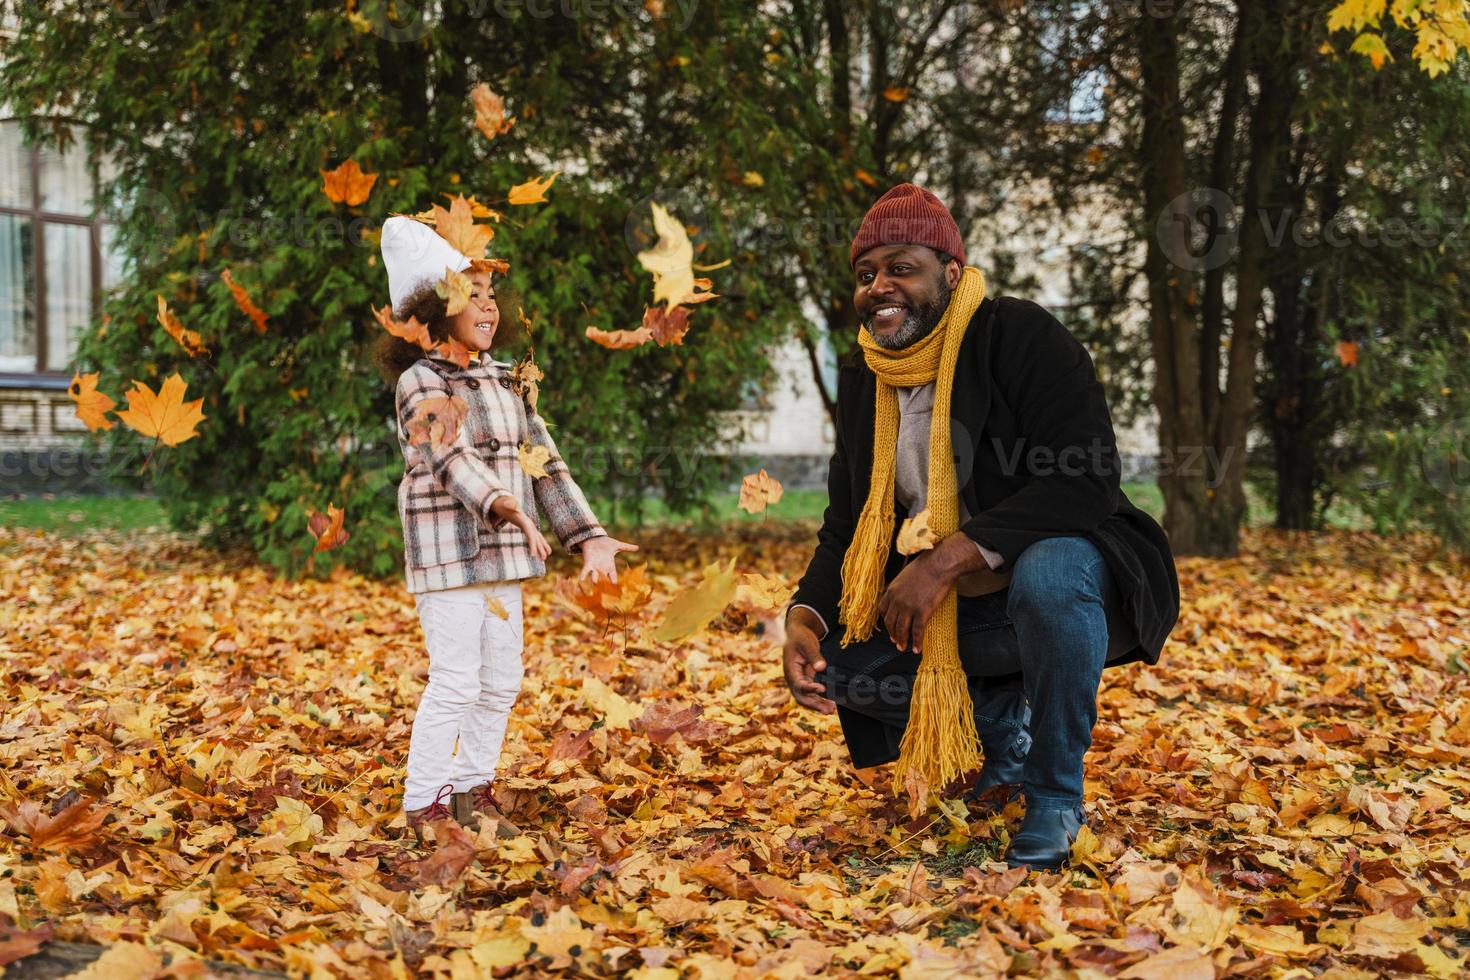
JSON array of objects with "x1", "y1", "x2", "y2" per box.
[{"x1": 849, "y1": 183, "x2": 966, "y2": 268}]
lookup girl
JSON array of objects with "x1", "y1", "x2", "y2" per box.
[{"x1": 375, "y1": 215, "x2": 637, "y2": 842}]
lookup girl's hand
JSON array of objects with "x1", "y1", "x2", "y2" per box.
[
  {"x1": 490, "y1": 494, "x2": 552, "y2": 561},
  {"x1": 579, "y1": 535, "x2": 639, "y2": 583}
]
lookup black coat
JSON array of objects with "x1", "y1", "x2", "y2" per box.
[{"x1": 792, "y1": 296, "x2": 1180, "y2": 669}]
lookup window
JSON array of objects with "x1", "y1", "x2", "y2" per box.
[{"x1": 0, "y1": 121, "x2": 122, "y2": 381}]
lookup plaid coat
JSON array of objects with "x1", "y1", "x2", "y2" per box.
[{"x1": 395, "y1": 352, "x2": 606, "y2": 593}]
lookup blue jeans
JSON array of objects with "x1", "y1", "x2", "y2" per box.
[{"x1": 815, "y1": 536, "x2": 1137, "y2": 808}]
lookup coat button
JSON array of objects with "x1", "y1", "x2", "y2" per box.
[
  {"x1": 489, "y1": 438, "x2": 500, "y2": 452},
  {"x1": 499, "y1": 377, "x2": 511, "y2": 389},
  {"x1": 465, "y1": 378, "x2": 480, "y2": 389}
]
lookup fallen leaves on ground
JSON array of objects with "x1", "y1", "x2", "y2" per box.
[{"x1": 1, "y1": 524, "x2": 1467, "y2": 977}]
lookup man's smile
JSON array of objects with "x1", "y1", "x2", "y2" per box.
[{"x1": 868, "y1": 303, "x2": 909, "y2": 332}]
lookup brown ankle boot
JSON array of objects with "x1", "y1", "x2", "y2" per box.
[
  {"x1": 463, "y1": 782, "x2": 521, "y2": 838},
  {"x1": 404, "y1": 784, "x2": 458, "y2": 846}
]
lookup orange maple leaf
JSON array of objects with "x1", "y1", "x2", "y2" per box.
[
  {"x1": 67, "y1": 372, "x2": 116, "y2": 431},
  {"x1": 156, "y1": 295, "x2": 209, "y2": 357},
  {"x1": 115, "y1": 373, "x2": 206, "y2": 447},
  {"x1": 0, "y1": 797, "x2": 109, "y2": 851},
  {"x1": 738, "y1": 469, "x2": 784, "y2": 514},
  {"x1": 307, "y1": 502, "x2": 351, "y2": 553},
  {"x1": 1336, "y1": 340, "x2": 1358, "y2": 367},
  {"x1": 508, "y1": 172, "x2": 560, "y2": 206},
  {"x1": 644, "y1": 303, "x2": 691, "y2": 347},
  {"x1": 405, "y1": 394, "x2": 469, "y2": 449},
  {"x1": 320, "y1": 158, "x2": 378, "y2": 206},
  {"x1": 433, "y1": 336, "x2": 473, "y2": 370},
  {"x1": 373, "y1": 305, "x2": 434, "y2": 351},
  {"x1": 470, "y1": 82, "x2": 516, "y2": 141},
  {"x1": 586, "y1": 325, "x2": 654, "y2": 350},
  {"x1": 430, "y1": 195, "x2": 493, "y2": 259},
  {"x1": 220, "y1": 268, "x2": 269, "y2": 334}
]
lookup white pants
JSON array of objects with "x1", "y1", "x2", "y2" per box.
[{"x1": 404, "y1": 580, "x2": 524, "y2": 810}]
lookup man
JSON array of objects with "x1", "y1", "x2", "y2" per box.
[{"x1": 783, "y1": 184, "x2": 1180, "y2": 870}]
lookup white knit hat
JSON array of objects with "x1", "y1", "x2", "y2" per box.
[{"x1": 380, "y1": 215, "x2": 472, "y2": 315}]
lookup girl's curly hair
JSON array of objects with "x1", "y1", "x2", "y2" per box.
[{"x1": 372, "y1": 279, "x2": 518, "y2": 384}]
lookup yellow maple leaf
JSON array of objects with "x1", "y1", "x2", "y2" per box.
[
  {"x1": 259, "y1": 796, "x2": 322, "y2": 848},
  {"x1": 436, "y1": 267, "x2": 473, "y2": 317},
  {"x1": 896, "y1": 508, "x2": 936, "y2": 555},
  {"x1": 320, "y1": 158, "x2": 377, "y2": 206},
  {"x1": 738, "y1": 572, "x2": 793, "y2": 612},
  {"x1": 737, "y1": 469, "x2": 784, "y2": 514},
  {"x1": 581, "y1": 675, "x2": 641, "y2": 730},
  {"x1": 653, "y1": 558, "x2": 739, "y2": 642},
  {"x1": 636, "y1": 202, "x2": 696, "y2": 309},
  {"x1": 156, "y1": 295, "x2": 209, "y2": 357},
  {"x1": 518, "y1": 442, "x2": 551, "y2": 479},
  {"x1": 115, "y1": 373, "x2": 205, "y2": 447},
  {"x1": 68, "y1": 372, "x2": 116, "y2": 431},
  {"x1": 507, "y1": 171, "x2": 560, "y2": 206}
]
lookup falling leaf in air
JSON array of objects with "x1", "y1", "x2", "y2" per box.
[
  {"x1": 220, "y1": 269, "x2": 269, "y2": 334},
  {"x1": 68, "y1": 372, "x2": 116, "y2": 431},
  {"x1": 653, "y1": 558, "x2": 740, "y2": 642},
  {"x1": 512, "y1": 354, "x2": 543, "y2": 411},
  {"x1": 637, "y1": 202, "x2": 697, "y2": 309},
  {"x1": 519, "y1": 442, "x2": 551, "y2": 479},
  {"x1": 508, "y1": 172, "x2": 560, "y2": 206},
  {"x1": 373, "y1": 305, "x2": 434, "y2": 351},
  {"x1": 855, "y1": 168, "x2": 878, "y2": 188},
  {"x1": 1336, "y1": 340, "x2": 1358, "y2": 367},
  {"x1": 429, "y1": 195, "x2": 494, "y2": 258},
  {"x1": 644, "y1": 303, "x2": 691, "y2": 347},
  {"x1": 562, "y1": 565, "x2": 652, "y2": 627},
  {"x1": 306, "y1": 503, "x2": 350, "y2": 553},
  {"x1": 436, "y1": 267, "x2": 473, "y2": 316},
  {"x1": 320, "y1": 159, "x2": 378, "y2": 206},
  {"x1": 156, "y1": 295, "x2": 209, "y2": 357},
  {"x1": 742, "y1": 171, "x2": 765, "y2": 188},
  {"x1": 115, "y1": 373, "x2": 205, "y2": 447},
  {"x1": 432, "y1": 336, "x2": 473, "y2": 370},
  {"x1": 739, "y1": 572, "x2": 794, "y2": 612},
  {"x1": 897, "y1": 508, "x2": 936, "y2": 555},
  {"x1": 883, "y1": 85, "x2": 910, "y2": 102},
  {"x1": 586, "y1": 325, "x2": 654, "y2": 350},
  {"x1": 469, "y1": 255, "x2": 510, "y2": 277},
  {"x1": 405, "y1": 395, "x2": 469, "y2": 449},
  {"x1": 486, "y1": 595, "x2": 510, "y2": 620},
  {"x1": 738, "y1": 469, "x2": 784, "y2": 514},
  {"x1": 470, "y1": 82, "x2": 516, "y2": 141}
]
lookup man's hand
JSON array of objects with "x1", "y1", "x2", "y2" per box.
[
  {"x1": 783, "y1": 608, "x2": 835, "y2": 714},
  {"x1": 878, "y1": 532, "x2": 1004, "y2": 653},
  {"x1": 579, "y1": 535, "x2": 639, "y2": 583},
  {"x1": 490, "y1": 495, "x2": 552, "y2": 561}
]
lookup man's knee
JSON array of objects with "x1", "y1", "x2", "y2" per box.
[{"x1": 1007, "y1": 536, "x2": 1107, "y2": 618}]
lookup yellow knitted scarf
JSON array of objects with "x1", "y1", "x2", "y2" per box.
[{"x1": 838, "y1": 264, "x2": 987, "y2": 797}]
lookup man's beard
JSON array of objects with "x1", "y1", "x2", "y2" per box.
[{"x1": 868, "y1": 276, "x2": 953, "y2": 350}]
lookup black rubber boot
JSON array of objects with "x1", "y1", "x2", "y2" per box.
[{"x1": 1004, "y1": 804, "x2": 1084, "y2": 870}]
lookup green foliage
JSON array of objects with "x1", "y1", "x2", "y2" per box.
[{"x1": 0, "y1": 1, "x2": 788, "y2": 578}]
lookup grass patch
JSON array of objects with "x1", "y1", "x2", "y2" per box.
[{"x1": 0, "y1": 495, "x2": 167, "y2": 534}]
